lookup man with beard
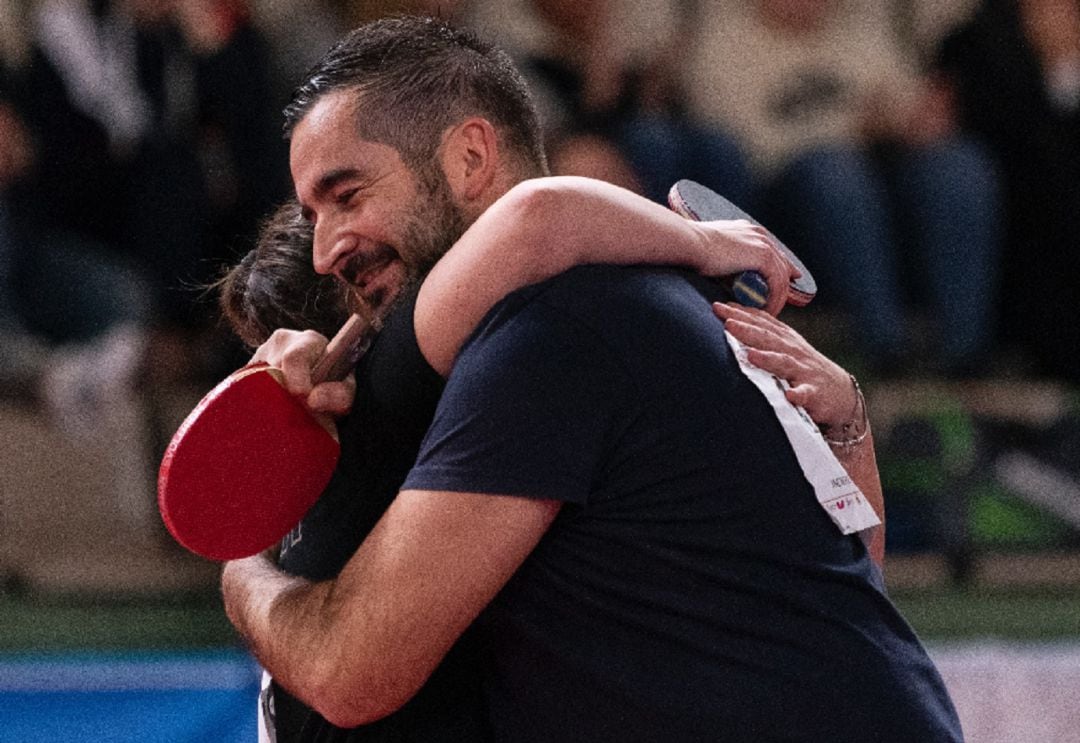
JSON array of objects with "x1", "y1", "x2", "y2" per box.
[
  {"x1": 222, "y1": 16, "x2": 961, "y2": 742},
  {"x1": 225, "y1": 184, "x2": 799, "y2": 742}
]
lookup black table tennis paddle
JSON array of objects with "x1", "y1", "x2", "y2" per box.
[{"x1": 668, "y1": 179, "x2": 816, "y2": 307}]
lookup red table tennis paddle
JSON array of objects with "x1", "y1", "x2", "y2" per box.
[
  {"x1": 668, "y1": 179, "x2": 816, "y2": 308},
  {"x1": 158, "y1": 306, "x2": 381, "y2": 561}
]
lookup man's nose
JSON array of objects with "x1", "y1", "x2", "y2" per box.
[{"x1": 312, "y1": 220, "x2": 345, "y2": 276}]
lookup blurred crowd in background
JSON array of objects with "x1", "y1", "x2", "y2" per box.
[
  {"x1": 2, "y1": 0, "x2": 1080, "y2": 563},
  {"x1": 4, "y1": 0, "x2": 1080, "y2": 393}
]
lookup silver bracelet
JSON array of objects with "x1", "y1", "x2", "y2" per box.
[{"x1": 820, "y1": 373, "x2": 870, "y2": 450}]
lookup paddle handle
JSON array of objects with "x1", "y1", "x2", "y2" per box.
[
  {"x1": 311, "y1": 307, "x2": 383, "y2": 384},
  {"x1": 667, "y1": 182, "x2": 768, "y2": 309}
]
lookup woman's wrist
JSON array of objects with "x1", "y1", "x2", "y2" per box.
[{"x1": 818, "y1": 373, "x2": 870, "y2": 451}]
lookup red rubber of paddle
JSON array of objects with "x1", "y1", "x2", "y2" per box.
[
  {"x1": 158, "y1": 365, "x2": 340, "y2": 561},
  {"x1": 158, "y1": 309, "x2": 381, "y2": 561}
]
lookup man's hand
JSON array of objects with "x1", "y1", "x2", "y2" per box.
[
  {"x1": 222, "y1": 549, "x2": 289, "y2": 640},
  {"x1": 250, "y1": 328, "x2": 356, "y2": 419}
]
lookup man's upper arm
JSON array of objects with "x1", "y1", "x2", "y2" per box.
[
  {"x1": 313, "y1": 487, "x2": 560, "y2": 725},
  {"x1": 318, "y1": 279, "x2": 623, "y2": 723}
]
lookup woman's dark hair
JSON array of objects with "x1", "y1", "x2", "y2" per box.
[{"x1": 217, "y1": 200, "x2": 349, "y2": 348}]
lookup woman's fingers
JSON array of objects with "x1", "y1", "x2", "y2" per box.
[
  {"x1": 713, "y1": 301, "x2": 855, "y2": 428},
  {"x1": 715, "y1": 300, "x2": 797, "y2": 336},
  {"x1": 758, "y1": 233, "x2": 798, "y2": 317},
  {"x1": 713, "y1": 304, "x2": 801, "y2": 357},
  {"x1": 307, "y1": 377, "x2": 356, "y2": 417},
  {"x1": 252, "y1": 329, "x2": 327, "y2": 396},
  {"x1": 249, "y1": 328, "x2": 357, "y2": 417}
]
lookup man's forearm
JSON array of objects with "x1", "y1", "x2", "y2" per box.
[
  {"x1": 221, "y1": 555, "x2": 346, "y2": 718},
  {"x1": 220, "y1": 489, "x2": 560, "y2": 728}
]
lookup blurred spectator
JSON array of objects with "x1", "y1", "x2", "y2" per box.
[
  {"x1": 119, "y1": 0, "x2": 290, "y2": 329},
  {"x1": 251, "y1": 0, "x2": 347, "y2": 107},
  {"x1": 461, "y1": 0, "x2": 752, "y2": 204},
  {"x1": 939, "y1": 0, "x2": 1080, "y2": 384},
  {"x1": 1, "y1": 0, "x2": 291, "y2": 415},
  {"x1": 0, "y1": 0, "x2": 151, "y2": 419},
  {"x1": 18, "y1": 0, "x2": 288, "y2": 333},
  {"x1": 684, "y1": 0, "x2": 1003, "y2": 378}
]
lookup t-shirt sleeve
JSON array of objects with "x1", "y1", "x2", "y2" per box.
[{"x1": 402, "y1": 294, "x2": 633, "y2": 504}]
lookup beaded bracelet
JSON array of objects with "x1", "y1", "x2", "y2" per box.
[{"x1": 819, "y1": 373, "x2": 870, "y2": 451}]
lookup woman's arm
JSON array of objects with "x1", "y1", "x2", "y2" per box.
[
  {"x1": 416, "y1": 176, "x2": 795, "y2": 376},
  {"x1": 713, "y1": 302, "x2": 885, "y2": 565}
]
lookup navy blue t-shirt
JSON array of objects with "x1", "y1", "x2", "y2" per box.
[
  {"x1": 403, "y1": 265, "x2": 962, "y2": 742},
  {"x1": 272, "y1": 286, "x2": 489, "y2": 743}
]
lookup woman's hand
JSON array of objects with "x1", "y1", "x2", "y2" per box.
[
  {"x1": 716, "y1": 301, "x2": 884, "y2": 562},
  {"x1": 714, "y1": 301, "x2": 884, "y2": 563},
  {"x1": 697, "y1": 221, "x2": 799, "y2": 317},
  {"x1": 713, "y1": 302, "x2": 856, "y2": 430},
  {"x1": 250, "y1": 328, "x2": 356, "y2": 419}
]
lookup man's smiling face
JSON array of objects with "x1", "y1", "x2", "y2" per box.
[{"x1": 290, "y1": 90, "x2": 466, "y2": 314}]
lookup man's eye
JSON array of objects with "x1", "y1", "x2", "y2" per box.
[{"x1": 336, "y1": 188, "x2": 359, "y2": 205}]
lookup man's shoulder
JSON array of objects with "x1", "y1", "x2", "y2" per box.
[
  {"x1": 456, "y1": 264, "x2": 730, "y2": 386},
  {"x1": 508, "y1": 264, "x2": 715, "y2": 322}
]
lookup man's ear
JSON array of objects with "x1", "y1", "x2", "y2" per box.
[{"x1": 439, "y1": 117, "x2": 499, "y2": 202}]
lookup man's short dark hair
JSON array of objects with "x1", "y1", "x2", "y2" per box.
[{"x1": 284, "y1": 16, "x2": 548, "y2": 177}]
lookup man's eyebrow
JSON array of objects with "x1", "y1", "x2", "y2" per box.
[{"x1": 313, "y1": 168, "x2": 364, "y2": 197}]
